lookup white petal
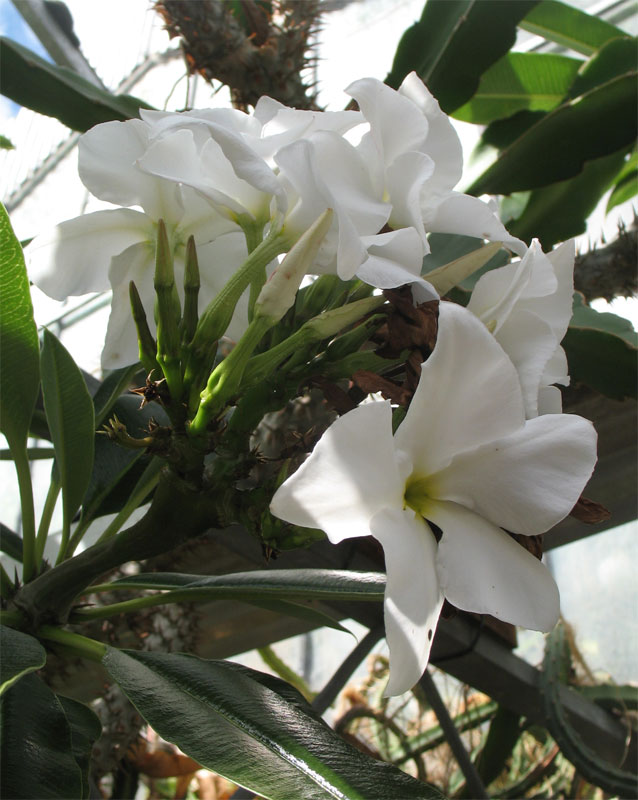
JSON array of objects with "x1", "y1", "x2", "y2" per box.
[
  {"x1": 101, "y1": 242, "x2": 155, "y2": 369},
  {"x1": 398, "y1": 73, "x2": 464, "y2": 194},
  {"x1": 270, "y1": 401, "x2": 404, "y2": 544},
  {"x1": 27, "y1": 209, "x2": 150, "y2": 300},
  {"x1": 537, "y1": 385, "x2": 563, "y2": 415},
  {"x1": 541, "y1": 345, "x2": 569, "y2": 387},
  {"x1": 494, "y1": 311, "x2": 559, "y2": 419},
  {"x1": 520, "y1": 238, "x2": 575, "y2": 340},
  {"x1": 346, "y1": 77, "x2": 430, "y2": 165},
  {"x1": 431, "y1": 413, "x2": 597, "y2": 535},
  {"x1": 386, "y1": 151, "x2": 434, "y2": 241},
  {"x1": 395, "y1": 301, "x2": 525, "y2": 475},
  {"x1": 430, "y1": 500, "x2": 560, "y2": 631},
  {"x1": 357, "y1": 229, "x2": 437, "y2": 299},
  {"x1": 426, "y1": 193, "x2": 527, "y2": 257},
  {"x1": 370, "y1": 508, "x2": 444, "y2": 696}
]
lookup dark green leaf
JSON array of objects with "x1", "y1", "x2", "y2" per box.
[
  {"x1": 570, "y1": 293, "x2": 638, "y2": 348},
  {"x1": 92, "y1": 364, "x2": 142, "y2": 427},
  {"x1": 480, "y1": 109, "x2": 547, "y2": 150},
  {"x1": 507, "y1": 150, "x2": 627, "y2": 248},
  {"x1": 57, "y1": 695, "x2": 102, "y2": 800},
  {"x1": 386, "y1": 0, "x2": 538, "y2": 112},
  {"x1": 103, "y1": 649, "x2": 443, "y2": 800},
  {"x1": 0, "y1": 522, "x2": 23, "y2": 562},
  {"x1": 607, "y1": 151, "x2": 638, "y2": 212},
  {"x1": 0, "y1": 202, "x2": 40, "y2": 456},
  {"x1": 453, "y1": 52, "x2": 582, "y2": 124},
  {"x1": 0, "y1": 37, "x2": 152, "y2": 132},
  {"x1": 0, "y1": 135, "x2": 14, "y2": 150},
  {"x1": 0, "y1": 625, "x2": 46, "y2": 695},
  {"x1": 567, "y1": 36, "x2": 637, "y2": 100},
  {"x1": 564, "y1": 295, "x2": 637, "y2": 400},
  {"x1": 81, "y1": 394, "x2": 168, "y2": 522},
  {"x1": 108, "y1": 568, "x2": 386, "y2": 601},
  {"x1": 474, "y1": 706, "x2": 521, "y2": 788},
  {"x1": 0, "y1": 673, "x2": 82, "y2": 799},
  {"x1": 469, "y1": 72, "x2": 637, "y2": 195},
  {"x1": 520, "y1": 0, "x2": 627, "y2": 56},
  {"x1": 41, "y1": 329, "x2": 95, "y2": 526}
]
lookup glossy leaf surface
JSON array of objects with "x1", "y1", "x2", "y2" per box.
[
  {"x1": 0, "y1": 624, "x2": 46, "y2": 695},
  {"x1": 0, "y1": 673, "x2": 82, "y2": 799},
  {"x1": 520, "y1": 0, "x2": 627, "y2": 56},
  {"x1": 453, "y1": 52, "x2": 581, "y2": 124},
  {"x1": 103, "y1": 649, "x2": 443, "y2": 799},
  {"x1": 41, "y1": 329, "x2": 95, "y2": 527},
  {"x1": 0, "y1": 203, "x2": 40, "y2": 455},
  {"x1": 0, "y1": 37, "x2": 151, "y2": 131},
  {"x1": 386, "y1": 0, "x2": 538, "y2": 111},
  {"x1": 469, "y1": 72, "x2": 637, "y2": 195}
]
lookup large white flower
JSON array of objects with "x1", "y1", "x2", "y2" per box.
[
  {"x1": 467, "y1": 239, "x2": 575, "y2": 417},
  {"x1": 346, "y1": 73, "x2": 527, "y2": 257},
  {"x1": 26, "y1": 118, "x2": 241, "y2": 368},
  {"x1": 270, "y1": 301, "x2": 597, "y2": 696}
]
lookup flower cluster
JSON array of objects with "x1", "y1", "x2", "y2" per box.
[
  {"x1": 28, "y1": 72, "x2": 523, "y2": 368},
  {"x1": 26, "y1": 72, "x2": 597, "y2": 698}
]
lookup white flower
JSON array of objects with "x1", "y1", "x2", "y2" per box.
[
  {"x1": 270, "y1": 301, "x2": 597, "y2": 696},
  {"x1": 346, "y1": 73, "x2": 527, "y2": 257},
  {"x1": 26, "y1": 118, "x2": 242, "y2": 368},
  {"x1": 467, "y1": 239, "x2": 575, "y2": 417}
]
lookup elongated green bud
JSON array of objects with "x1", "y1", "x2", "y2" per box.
[
  {"x1": 254, "y1": 209, "x2": 334, "y2": 323},
  {"x1": 324, "y1": 313, "x2": 385, "y2": 362},
  {"x1": 295, "y1": 274, "x2": 347, "y2": 320},
  {"x1": 129, "y1": 281, "x2": 161, "y2": 376},
  {"x1": 180, "y1": 235, "x2": 200, "y2": 345},
  {"x1": 154, "y1": 219, "x2": 182, "y2": 400},
  {"x1": 425, "y1": 241, "x2": 502, "y2": 295}
]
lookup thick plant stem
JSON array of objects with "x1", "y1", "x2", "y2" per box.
[
  {"x1": 13, "y1": 445, "x2": 36, "y2": 583},
  {"x1": 38, "y1": 625, "x2": 107, "y2": 662},
  {"x1": 13, "y1": 468, "x2": 225, "y2": 627}
]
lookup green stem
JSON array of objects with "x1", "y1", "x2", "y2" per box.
[
  {"x1": 13, "y1": 468, "x2": 229, "y2": 626},
  {"x1": 0, "y1": 608, "x2": 26, "y2": 627},
  {"x1": 69, "y1": 587, "x2": 219, "y2": 621},
  {"x1": 258, "y1": 645, "x2": 315, "y2": 702},
  {"x1": 96, "y1": 458, "x2": 162, "y2": 544},
  {"x1": 36, "y1": 477, "x2": 60, "y2": 566},
  {"x1": 0, "y1": 447, "x2": 55, "y2": 460},
  {"x1": 188, "y1": 315, "x2": 273, "y2": 438},
  {"x1": 37, "y1": 625, "x2": 107, "y2": 662},
  {"x1": 13, "y1": 444, "x2": 36, "y2": 583}
]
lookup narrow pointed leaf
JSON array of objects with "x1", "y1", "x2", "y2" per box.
[
  {"x1": 107, "y1": 568, "x2": 386, "y2": 601},
  {"x1": 469, "y1": 72, "x2": 637, "y2": 195},
  {"x1": 0, "y1": 37, "x2": 152, "y2": 131},
  {"x1": 103, "y1": 649, "x2": 443, "y2": 800},
  {"x1": 0, "y1": 625, "x2": 46, "y2": 695},
  {"x1": 0, "y1": 673, "x2": 83, "y2": 799},
  {"x1": 40, "y1": 329, "x2": 95, "y2": 526},
  {"x1": 0, "y1": 203, "x2": 40, "y2": 455},
  {"x1": 453, "y1": 52, "x2": 582, "y2": 124},
  {"x1": 386, "y1": 0, "x2": 538, "y2": 111},
  {"x1": 519, "y1": 0, "x2": 627, "y2": 56},
  {"x1": 425, "y1": 242, "x2": 502, "y2": 295},
  {"x1": 567, "y1": 37, "x2": 637, "y2": 99},
  {"x1": 57, "y1": 696, "x2": 102, "y2": 800}
]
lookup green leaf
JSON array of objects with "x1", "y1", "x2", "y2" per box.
[
  {"x1": 108, "y1": 568, "x2": 386, "y2": 601},
  {"x1": 103, "y1": 649, "x2": 443, "y2": 800},
  {"x1": 40, "y1": 329, "x2": 95, "y2": 529},
  {"x1": 567, "y1": 36, "x2": 637, "y2": 99},
  {"x1": 607, "y1": 151, "x2": 638, "y2": 212},
  {"x1": 564, "y1": 294, "x2": 637, "y2": 400},
  {"x1": 0, "y1": 625, "x2": 46, "y2": 695},
  {"x1": 507, "y1": 149, "x2": 627, "y2": 249},
  {"x1": 0, "y1": 134, "x2": 14, "y2": 150},
  {"x1": 0, "y1": 37, "x2": 152, "y2": 132},
  {"x1": 0, "y1": 202, "x2": 40, "y2": 456},
  {"x1": 453, "y1": 52, "x2": 582, "y2": 124},
  {"x1": 570, "y1": 293, "x2": 638, "y2": 348},
  {"x1": 386, "y1": 0, "x2": 538, "y2": 112},
  {"x1": 92, "y1": 364, "x2": 142, "y2": 428},
  {"x1": 425, "y1": 242, "x2": 503, "y2": 295},
  {"x1": 0, "y1": 523, "x2": 23, "y2": 562},
  {"x1": 520, "y1": 0, "x2": 627, "y2": 56},
  {"x1": 0, "y1": 673, "x2": 83, "y2": 799},
  {"x1": 469, "y1": 72, "x2": 637, "y2": 195},
  {"x1": 57, "y1": 696, "x2": 102, "y2": 799}
]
